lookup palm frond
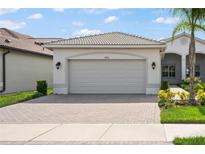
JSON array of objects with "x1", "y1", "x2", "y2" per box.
[
  {"x1": 195, "y1": 22, "x2": 205, "y2": 33},
  {"x1": 172, "y1": 20, "x2": 191, "y2": 41},
  {"x1": 171, "y1": 8, "x2": 191, "y2": 23}
]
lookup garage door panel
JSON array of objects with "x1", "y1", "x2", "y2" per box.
[{"x1": 69, "y1": 60, "x2": 146, "y2": 94}]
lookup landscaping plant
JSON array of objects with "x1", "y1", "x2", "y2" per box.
[
  {"x1": 196, "y1": 90, "x2": 205, "y2": 105},
  {"x1": 158, "y1": 89, "x2": 176, "y2": 109},
  {"x1": 0, "y1": 89, "x2": 53, "y2": 108},
  {"x1": 180, "y1": 78, "x2": 205, "y2": 93},
  {"x1": 176, "y1": 91, "x2": 190, "y2": 105},
  {"x1": 171, "y1": 8, "x2": 205, "y2": 105},
  {"x1": 0, "y1": 91, "x2": 43, "y2": 108},
  {"x1": 36, "y1": 80, "x2": 48, "y2": 95},
  {"x1": 161, "y1": 80, "x2": 170, "y2": 90}
]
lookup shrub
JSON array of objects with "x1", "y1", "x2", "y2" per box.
[
  {"x1": 32, "y1": 92, "x2": 44, "y2": 98},
  {"x1": 180, "y1": 80, "x2": 205, "y2": 93},
  {"x1": 186, "y1": 77, "x2": 201, "y2": 84},
  {"x1": 158, "y1": 89, "x2": 176, "y2": 109},
  {"x1": 176, "y1": 91, "x2": 190, "y2": 105},
  {"x1": 200, "y1": 97, "x2": 205, "y2": 106},
  {"x1": 0, "y1": 91, "x2": 44, "y2": 108},
  {"x1": 180, "y1": 82, "x2": 190, "y2": 91},
  {"x1": 178, "y1": 91, "x2": 189, "y2": 100},
  {"x1": 195, "y1": 83, "x2": 205, "y2": 92},
  {"x1": 161, "y1": 80, "x2": 170, "y2": 90},
  {"x1": 196, "y1": 90, "x2": 205, "y2": 105},
  {"x1": 158, "y1": 99, "x2": 166, "y2": 108},
  {"x1": 47, "y1": 89, "x2": 53, "y2": 95},
  {"x1": 36, "y1": 80, "x2": 47, "y2": 95}
]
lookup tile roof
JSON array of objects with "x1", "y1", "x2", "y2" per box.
[
  {"x1": 0, "y1": 28, "x2": 32, "y2": 39},
  {"x1": 0, "y1": 28, "x2": 53, "y2": 56},
  {"x1": 163, "y1": 32, "x2": 205, "y2": 44},
  {"x1": 44, "y1": 32, "x2": 165, "y2": 46},
  {"x1": 28, "y1": 38, "x2": 63, "y2": 43}
]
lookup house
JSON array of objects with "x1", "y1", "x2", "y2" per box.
[
  {"x1": 0, "y1": 28, "x2": 61, "y2": 94},
  {"x1": 44, "y1": 32, "x2": 166, "y2": 95},
  {"x1": 2, "y1": 29, "x2": 204, "y2": 95},
  {"x1": 162, "y1": 33, "x2": 205, "y2": 84}
]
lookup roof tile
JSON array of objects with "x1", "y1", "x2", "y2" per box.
[
  {"x1": 0, "y1": 28, "x2": 53, "y2": 56},
  {"x1": 45, "y1": 32, "x2": 165, "y2": 46}
]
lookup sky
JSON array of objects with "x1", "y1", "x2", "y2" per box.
[{"x1": 0, "y1": 8, "x2": 205, "y2": 40}]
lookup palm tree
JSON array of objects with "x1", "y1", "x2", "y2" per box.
[{"x1": 171, "y1": 8, "x2": 205, "y2": 105}]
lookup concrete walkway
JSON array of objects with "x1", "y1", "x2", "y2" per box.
[{"x1": 1, "y1": 124, "x2": 205, "y2": 145}]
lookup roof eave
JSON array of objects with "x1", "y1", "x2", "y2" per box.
[
  {"x1": 0, "y1": 45, "x2": 53, "y2": 57},
  {"x1": 44, "y1": 44, "x2": 166, "y2": 49}
]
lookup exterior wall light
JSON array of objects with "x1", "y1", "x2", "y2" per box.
[
  {"x1": 56, "y1": 62, "x2": 61, "y2": 69},
  {"x1": 152, "y1": 62, "x2": 156, "y2": 70}
]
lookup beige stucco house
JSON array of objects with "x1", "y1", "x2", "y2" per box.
[
  {"x1": 2, "y1": 29, "x2": 204, "y2": 95},
  {"x1": 0, "y1": 28, "x2": 60, "y2": 94},
  {"x1": 45, "y1": 32, "x2": 166, "y2": 95}
]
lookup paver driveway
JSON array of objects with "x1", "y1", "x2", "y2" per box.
[{"x1": 0, "y1": 94, "x2": 160, "y2": 124}]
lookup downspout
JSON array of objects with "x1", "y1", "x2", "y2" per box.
[{"x1": 0, "y1": 50, "x2": 10, "y2": 93}]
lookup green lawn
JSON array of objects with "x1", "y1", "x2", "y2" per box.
[
  {"x1": 173, "y1": 136, "x2": 205, "y2": 145},
  {"x1": 161, "y1": 106, "x2": 205, "y2": 123},
  {"x1": 0, "y1": 89, "x2": 53, "y2": 108}
]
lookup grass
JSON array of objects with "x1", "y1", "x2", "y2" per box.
[
  {"x1": 173, "y1": 136, "x2": 205, "y2": 145},
  {"x1": 160, "y1": 106, "x2": 205, "y2": 123},
  {"x1": 0, "y1": 89, "x2": 53, "y2": 108}
]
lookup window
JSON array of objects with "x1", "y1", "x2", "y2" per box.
[
  {"x1": 169, "y1": 66, "x2": 176, "y2": 77},
  {"x1": 186, "y1": 65, "x2": 200, "y2": 77},
  {"x1": 162, "y1": 66, "x2": 169, "y2": 77},
  {"x1": 162, "y1": 65, "x2": 176, "y2": 77}
]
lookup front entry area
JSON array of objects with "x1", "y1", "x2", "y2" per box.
[
  {"x1": 161, "y1": 53, "x2": 182, "y2": 84},
  {"x1": 69, "y1": 59, "x2": 146, "y2": 94}
]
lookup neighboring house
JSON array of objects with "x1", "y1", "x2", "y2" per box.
[
  {"x1": 44, "y1": 32, "x2": 166, "y2": 95},
  {"x1": 0, "y1": 28, "x2": 60, "y2": 94},
  {"x1": 162, "y1": 33, "x2": 205, "y2": 84}
]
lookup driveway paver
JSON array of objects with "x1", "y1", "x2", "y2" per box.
[{"x1": 0, "y1": 94, "x2": 159, "y2": 124}]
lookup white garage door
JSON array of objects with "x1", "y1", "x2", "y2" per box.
[{"x1": 69, "y1": 59, "x2": 146, "y2": 94}]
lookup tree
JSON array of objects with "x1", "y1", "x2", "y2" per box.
[{"x1": 171, "y1": 8, "x2": 205, "y2": 105}]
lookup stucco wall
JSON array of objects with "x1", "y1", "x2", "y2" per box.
[
  {"x1": 165, "y1": 36, "x2": 205, "y2": 55},
  {"x1": 53, "y1": 48, "x2": 161, "y2": 94},
  {"x1": 0, "y1": 50, "x2": 53, "y2": 94},
  {"x1": 0, "y1": 50, "x2": 3, "y2": 90},
  {"x1": 164, "y1": 35, "x2": 205, "y2": 81}
]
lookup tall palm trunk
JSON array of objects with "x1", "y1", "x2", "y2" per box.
[{"x1": 189, "y1": 30, "x2": 196, "y2": 105}]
